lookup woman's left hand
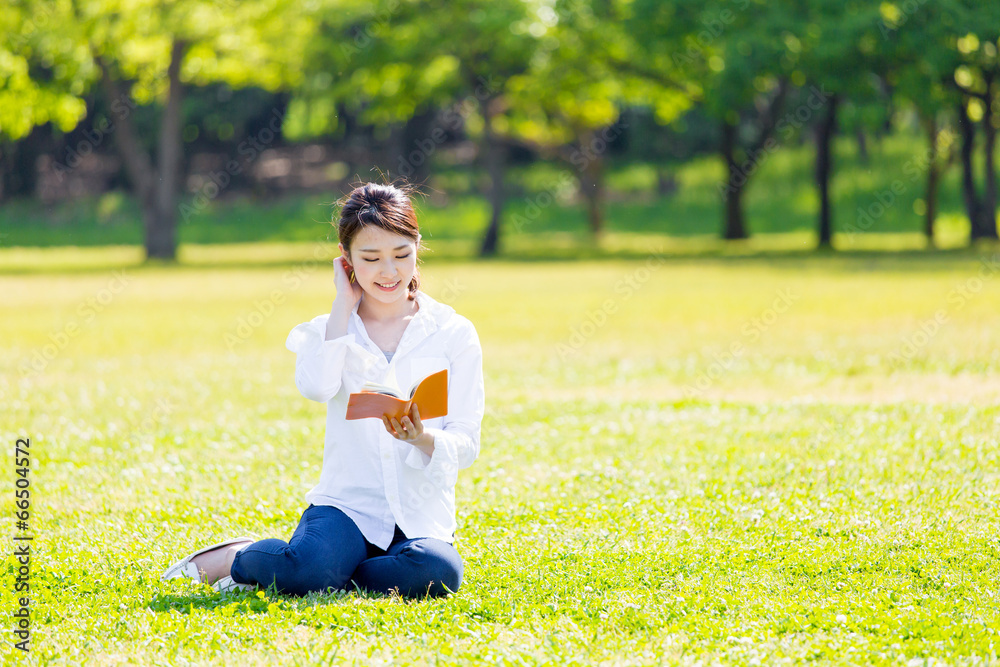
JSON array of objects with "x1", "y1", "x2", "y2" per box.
[{"x1": 383, "y1": 405, "x2": 435, "y2": 455}]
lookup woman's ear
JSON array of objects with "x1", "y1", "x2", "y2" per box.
[{"x1": 338, "y1": 243, "x2": 351, "y2": 268}]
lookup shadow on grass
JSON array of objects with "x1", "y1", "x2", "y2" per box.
[
  {"x1": 1, "y1": 238, "x2": 997, "y2": 277},
  {"x1": 148, "y1": 580, "x2": 434, "y2": 615}
]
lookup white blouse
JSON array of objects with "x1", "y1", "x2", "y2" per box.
[{"x1": 284, "y1": 290, "x2": 485, "y2": 549}]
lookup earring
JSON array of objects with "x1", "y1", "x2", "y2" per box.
[{"x1": 349, "y1": 270, "x2": 356, "y2": 283}]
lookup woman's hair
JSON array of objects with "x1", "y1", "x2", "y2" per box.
[{"x1": 335, "y1": 181, "x2": 422, "y2": 301}]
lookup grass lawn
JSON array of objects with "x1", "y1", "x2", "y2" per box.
[{"x1": 2, "y1": 246, "x2": 1000, "y2": 664}]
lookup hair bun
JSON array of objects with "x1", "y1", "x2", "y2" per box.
[{"x1": 365, "y1": 186, "x2": 395, "y2": 206}]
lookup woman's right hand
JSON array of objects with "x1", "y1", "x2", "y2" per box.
[{"x1": 333, "y1": 255, "x2": 363, "y2": 309}]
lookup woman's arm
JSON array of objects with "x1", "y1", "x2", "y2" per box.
[
  {"x1": 402, "y1": 320, "x2": 485, "y2": 488},
  {"x1": 287, "y1": 298, "x2": 367, "y2": 403},
  {"x1": 287, "y1": 257, "x2": 367, "y2": 403},
  {"x1": 325, "y1": 295, "x2": 353, "y2": 341}
]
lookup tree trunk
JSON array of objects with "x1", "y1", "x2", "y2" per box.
[
  {"x1": 98, "y1": 39, "x2": 186, "y2": 261},
  {"x1": 855, "y1": 128, "x2": 869, "y2": 164},
  {"x1": 922, "y1": 116, "x2": 939, "y2": 246},
  {"x1": 656, "y1": 167, "x2": 677, "y2": 195},
  {"x1": 1, "y1": 128, "x2": 47, "y2": 199},
  {"x1": 878, "y1": 76, "x2": 894, "y2": 140},
  {"x1": 147, "y1": 38, "x2": 187, "y2": 260},
  {"x1": 578, "y1": 130, "x2": 605, "y2": 236},
  {"x1": 981, "y1": 74, "x2": 998, "y2": 240},
  {"x1": 724, "y1": 177, "x2": 746, "y2": 241},
  {"x1": 99, "y1": 64, "x2": 155, "y2": 224},
  {"x1": 717, "y1": 80, "x2": 788, "y2": 241},
  {"x1": 478, "y1": 104, "x2": 505, "y2": 257},
  {"x1": 957, "y1": 99, "x2": 985, "y2": 240},
  {"x1": 816, "y1": 93, "x2": 840, "y2": 248},
  {"x1": 721, "y1": 121, "x2": 748, "y2": 240}
]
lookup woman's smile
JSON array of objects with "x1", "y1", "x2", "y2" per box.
[{"x1": 375, "y1": 279, "x2": 400, "y2": 291}]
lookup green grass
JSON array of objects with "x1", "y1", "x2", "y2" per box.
[
  {"x1": 2, "y1": 247, "x2": 1000, "y2": 664},
  {"x1": 0, "y1": 132, "x2": 990, "y2": 253}
]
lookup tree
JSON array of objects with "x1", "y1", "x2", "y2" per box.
[
  {"x1": 880, "y1": 2, "x2": 962, "y2": 246},
  {"x1": 0, "y1": 6, "x2": 90, "y2": 140},
  {"x1": 2, "y1": 0, "x2": 310, "y2": 259},
  {"x1": 501, "y1": 0, "x2": 692, "y2": 238},
  {"x1": 291, "y1": 0, "x2": 539, "y2": 256},
  {"x1": 796, "y1": 0, "x2": 884, "y2": 248},
  {"x1": 629, "y1": 0, "x2": 799, "y2": 241},
  {"x1": 949, "y1": 3, "x2": 1000, "y2": 241},
  {"x1": 0, "y1": 3, "x2": 93, "y2": 200},
  {"x1": 888, "y1": 0, "x2": 1000, "y2": 244}
]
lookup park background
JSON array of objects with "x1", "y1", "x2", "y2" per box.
[{"x1": 2, "y1": 0, "x2": 1000, "y2": 665}]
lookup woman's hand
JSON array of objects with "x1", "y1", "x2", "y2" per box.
[
  {"x1": 333, "y1": 255, "x2": 363, "y2": 309},
  {"x1": 383, "y1": 405, "x2": 435, "y2": 457}
]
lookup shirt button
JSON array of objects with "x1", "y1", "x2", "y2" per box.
[{"x1": 382, "y1": 452, "x2": 391, "y2": 460}]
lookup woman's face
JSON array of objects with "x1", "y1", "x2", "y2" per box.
[{"x1": 341, "y1": 225, "x2": 418, "y2": 304}]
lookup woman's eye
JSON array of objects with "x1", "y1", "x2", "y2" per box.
[{"x1": 363, "y1": 254, "x2": 409, "y2": 261}]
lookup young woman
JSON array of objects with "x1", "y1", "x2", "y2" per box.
[{"x1": 162, "y1": 182, "x2": 485, "y2": 598}]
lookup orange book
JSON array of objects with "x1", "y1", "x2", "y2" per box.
[{"x1": 346, "y1": 369, "x2": 448, "y2": 421}]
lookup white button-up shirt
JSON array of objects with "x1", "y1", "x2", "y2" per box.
[{"x1": 285, "y1": 290, "x2": 485, "y2": 549}]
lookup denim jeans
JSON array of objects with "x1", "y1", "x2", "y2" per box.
[{"x1": 229, "y1": 504, "x2": 463, "y2": 598}]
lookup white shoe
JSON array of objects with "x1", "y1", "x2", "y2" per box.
[
  {"x1": 213, "y1": 576, "x2": 256, "y2": 593},
  {"x1": 161, "y1": 537, "x2": 255, "y2": 588}
]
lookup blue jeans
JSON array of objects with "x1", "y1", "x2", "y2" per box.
[{"x1": 229, "y1": 504, "x2": 463, "y2": 598}]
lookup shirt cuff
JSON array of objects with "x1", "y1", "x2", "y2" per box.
[
  {"x1": 403, "y1": 445, "x2": 432, "y2": 470},
  {"x1": 406, "y1": 427, "x2": 460, "y2": 488},
  {"x1": 286, "y1": 317, "x2": 374, "y2": 402}
]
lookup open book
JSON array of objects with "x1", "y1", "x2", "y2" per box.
[{"x1": 346, "y1": 369, "x2": 448, "y2": 421}]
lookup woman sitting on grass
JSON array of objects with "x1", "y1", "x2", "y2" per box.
[{"x1": 162, "y1": 181, "x2": 486, "y2": 598}]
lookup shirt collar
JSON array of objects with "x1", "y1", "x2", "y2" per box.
[{"x1": 350, "y1": 290, "x2": 455, "y2": 359}]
